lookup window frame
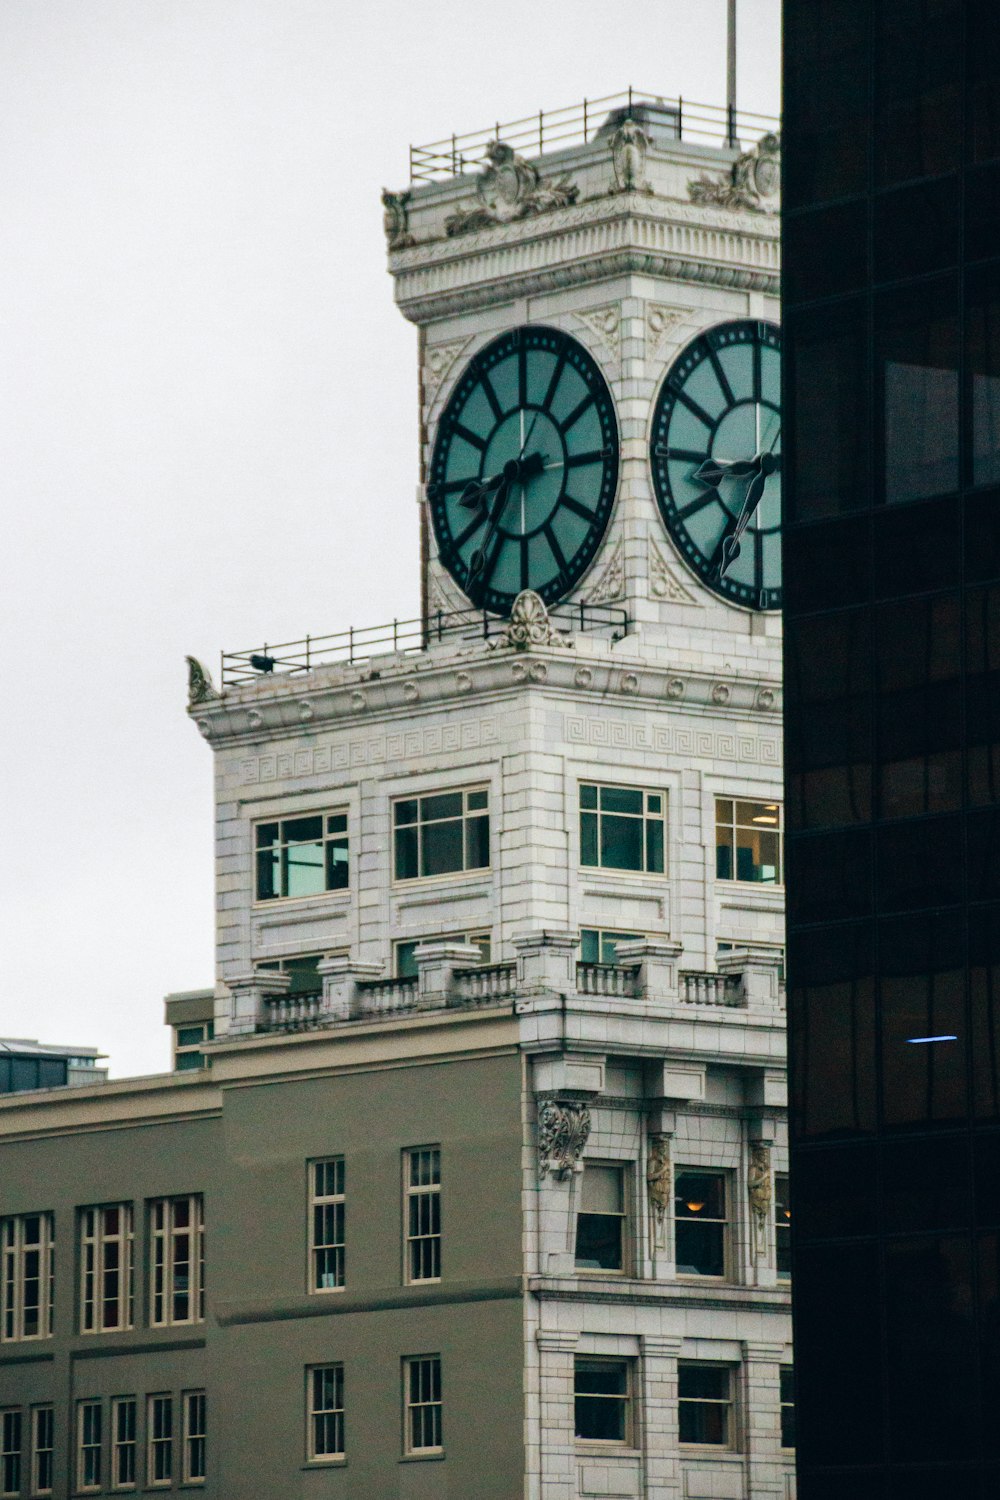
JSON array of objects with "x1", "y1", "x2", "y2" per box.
[
  {"x1": 678, "y1": 1362, "x2": 736, "y2": 1450},
  {"x1": 80, "y1": 1203, "x2": 134, "y2": 1334},
  {"x1": 404, "y1": 1147, "x2": 441, "y2": 1285},
  {"x1": 29, "y1": 1406, "x2": 52, "y2": 1498},
  {"x1": 573, "y1": 1356, "x2": 634, "y2": 1448},
  {"x1": 714, "y1": 797, "x2": 784, "y2": 886},
  {"x1": 775, "y1": 1172, "x2": 791, "y2": 1280},
  {"x1": 574, "y1": 1161, "x2": 629, "y2": 1276},
  {"x1": 253, "y1": 809, "x2": 349, "y2": 904},
  {"x1": 305, "y1": 1365, "x2": 345, "y2": 1464},
  {"x1": 780, "y1": 1366, "x2": 795, "y2": 1451},
  {"x1": 308, "y1": 1158, "x2": 345, "y2": 1295},
  {"x1": 393, "y1": 931, "x2": 491, "y2": 978},
  {"x1": 110, "y1": 1396, "x2": 136, "y2": 1492},
  {"x1": 1, "y1": 1213, "x2": 54, "y2": 1343},
  {"x1": 149, "y1": 1195, "x2": 204, "y2": 1328},
  {"x1": 1, "y1": 1408, "x2": 21, "y2": 1500},
  {"x1": 76, "y1": 1399, "x2": 102, "y2": 1494},
  {"x1": 181, "y1": 1391, "x2": 205, "y2": 1485},
  {"x1": 391, "y1": 787, "x2": 490, "y2": 885},
  {"x1": 579, "y1": 928, "x2": 644, "y2": 965},
  {"x1": 172, "y1": 1022, "x2": 214, "y2": 1073},
  {"x1": 579, "y1": 782, "x2": 667, "y2": 876},
  {"x1": 146, "y1": 1395, "x2": 173, "y2": 1489},
  {"x1": 402, "y1": 1355, "x2": 443, "y2": 1456},
  {"x1": 673, "y1": 1168, "x2": 731, "y2": 1281}
]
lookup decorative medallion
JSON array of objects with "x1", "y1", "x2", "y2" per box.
[
  {"x1": 186, "y1": 655, "x2": 218, "y2": 707},
  {"x1": 445, "y1": 141, "x2": 578, "y2": 237},
  {"x1": 688, "y1": 133, "x2": 781, "y2": 215},
  {"x1": 498, "y1": 590, "x2": 570, "y2": 651},
  {"x1": 574, "y1": 303, "x2": 621, "y2": 364},
  {"x1": 381, "y1": 188, "x2": 415, "y2": 249}
]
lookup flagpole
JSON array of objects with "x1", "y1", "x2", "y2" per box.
[{"x1": 726, "y1": 0, "x2": 737, "y2": 145}]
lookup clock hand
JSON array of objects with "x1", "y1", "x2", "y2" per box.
[
  {"x1": 695, "y1": 455, "x2": 761, "y2": 488},
  {"x1": 461, "y1": 449, "x2": 546, "y2": 511},
  {"x1": 467, "y1": 472, "x2": 515, "y2": 591},
  {"x1": 716, "y1": 451, "x2": 780, "y2": 579}
]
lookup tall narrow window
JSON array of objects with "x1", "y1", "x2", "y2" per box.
[
  {"x1": 147, "y1": 1396, "x2": 172, "y2": 1488},
  {"x1": 575, "y1": 1165, "x2": 626, "y2": 1272},
  {"x1": 674, "y1": 1170, "x2": 729, "y2": 1278},
  {"x1": 182, "y1": 1393, "x2": 205, "y2": 1484},
  {"x1": 580, "y1": 784, "x2": 666, "y2": 873},
  {"x1": 405, "y1": 1148, "x2": 441, "y2": 1282},
  {"x1": 310, "y1": 1159, "x2": 345, "y2": 1292},
  {"x1": 403, "y1": 1356, "x2": 442, "y2": 1454},
  {"x1": 30, "y1": 1407, "x2": 52, "y2": 1497},
  {"x1": 307, "y1": 1366, "x2": 344, "y2": 1462},
  {"x1": 77, "y1": 1400, "x2": 102, "y2": 1493},
  {"x1": 255, "y1": 812, "x2": 349, "y2": 900},
  {"x1": 678, "y1": 1364, "x2": 734, "y2": 1447},
  {"x1": 775, "y1": 1173, "x2": 791, "y2": 1280},
  {"x1": 1, "y1": 1410, "x2": 21, "y2": 1498},
  {"x1": 80, "y1": 1204, "x2": 133, "y2": 1333},
  {"x1": 150, "y1": 1196, "x2": 204, "y2": 1326},
  {"x1": 780, "y1": 1366, "x2": 796, "y2": 1449},
  {"x1": 1, "y1": 1214, "x2": 54, "y2": 1342},
  {"x1": 574, "y1": 1358, "x2": 631, "y2": 1444},
  {"x1": 393, "y1": 788, "x2": 490, "y2": 881},
  {"x1": 111, "y1": 1397, "x2": 136, "y2": 1491},
  {"x1": 715, "y1": 799, "x2": 783, "y2": 884}
]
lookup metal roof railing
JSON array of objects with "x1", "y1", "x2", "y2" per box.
[{"x1": 408, "y1": 87, "x2": 779, "y2": 183}]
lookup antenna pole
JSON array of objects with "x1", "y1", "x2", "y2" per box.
[{"x1": 726, "y1": 0, "x2": 737, "y2": 145}]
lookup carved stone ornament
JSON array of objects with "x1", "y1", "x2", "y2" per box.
[
  {"x1": 185, "y1": 655, "x2": 218, "y2": 706},
  {"x1": 537, "y1": 1099, "x2": 592, "y2": 1179},
  {"x1": 445, "y1": 140, "x2": 579, "y2": 237},
  {"x1": 688, "y1": 131, "x2": 781, "y2": 215},
  {"x1": 575, "y1": 303, "x2": 621, "y2": 364},
  {"x1": 649, "y1": 537, "x2": 698, "y2": 604},
  {"x1": 647, "y1": 1135, "x2": 672, "y2": 1250},
  {"x1": 748, "y1": 1144, "x2": 772, "y2": 1257},
  {"x1": 497, "y1": 590, "x2": 571, "y2": 651},
  {"x1": 423, "y1": 337, "x2": 471, "y2": 409},
  {"x1": 381, "y1": 188, "x2": 415, "y2": 249},
  {"x1": 610, "y1": 117, "x2": 653, "y2": 194},
  {"x1": 587, "y1": 538, "x2": 625, "y2": 604}
]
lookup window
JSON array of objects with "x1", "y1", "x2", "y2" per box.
[
  {"x1": 173, "y1": 1022, "x2": 214, "y2": 1073},
  {"x1": 30, "y1": 1408, "x2": 52, "y2": 1497},
  {"x1": 182, "y1": 1393, "x2": 205, "y2": 1484},
  {"x1": 77, "y1": 1400, "x2": 102, "y2": 1493},
  {"x1": 574, "y1": 1358, "x2": 631, "y2": 1444},
  {"x1": 394, "y1": 932, "x2": 490, "y2": 978},
  {"x1": 575, "y1": 1165, "x2": 626, "y2": 1273},
  {"x1": 579, "y1": 929, "x2": 642, "y2": 965},
  {"x1": 150, "y1": 1196, "x2": 204, "y2": 1327},
  {"x1": 147, "y1": 1396, "x2": 172, "y2": 1487},
  {"x1": 678, "y1": 1364, "x2": 734, "y2": 1447},
  {"x1": 255, "y1": 812, "x2": 348, "y2": 901},
  {"x1": 1, "y1": 1410, "x2": 21, "y2": 1498},
  {"x1": 715, "y1": 799, "x2": 782, "y2": 884},
  {"x1": 111, "y1": 1397, "x2": 136, "y2": 1490},
  {"x1": 775, "y1": 1173, "x2": 791, "y2": 1280},
  {"x1": 307, "y1": 1366, "x2": 344, "y2": 1462},
  {"x1": 580, "y1": 784, "x2": 665, "y2": 873},
  {"x1": 80, "y1": 1204, "x2": 133, "y2": 1332},
  {"x1": 403, "y1": 1356, "x2": 442, "y2": 1454},
  {"x1": 393, "y1": 789, "x2": 489, "y2": 881},
  {"x1": 405, "y1": 1148, "x2": 441, "y2": 1282},
  {"x1": 780, "y1": 1366, "x2": 796, "y2": 1450},
  {"x1": 1, "y1": 1213, "x2": 54, "y2": 1342},
  {"x1": 310, "y1": 1159, "x2": 345, "y2": 1292},
  {"x1": 674, "y1": 1170, "x2": 728, "y2": 1278}
]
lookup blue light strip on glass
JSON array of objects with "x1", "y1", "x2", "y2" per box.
[{"x1": 905, "y1": 1035, "x2": 958, "y2": 1045}]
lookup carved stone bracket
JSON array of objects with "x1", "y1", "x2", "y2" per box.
[
  {"x1": 688, "y1": 132, "x2": 781, "y2": 215},
  {"x1": 445, "y1": 140, "x2": 578, "y2": 237},
  {"x1": 748, "y1": 1143, "x2": 773, "y2": 1259},
  {"x1": 647, "y1": 1134, "x2": 671, "y2": 1251},
  {"x1": 186, "y1": 655, "x2": 219, "y2": 706},
  {"x1": 495, "y1": 590, "x2": 571, "y2": 651},
  {"x1": 537, "y1": 1099, "x2": 592, "y2": 1180}
]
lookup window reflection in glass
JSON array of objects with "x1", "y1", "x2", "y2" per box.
[{"x1": 877, "y1": 281, "x2": 959, "y2": 505}]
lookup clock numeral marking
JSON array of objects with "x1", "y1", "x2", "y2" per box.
[
  {"x1": 520, "y1": 536, "x2": 530, "y2": 591},
  {"x1": 708, "y1": 348, "x2": 735, "y2": 408},
  {"x1": 428, "y1": 476, "x2": 480, "y2": 500},
  {"x1": 753, "y1": 339, "x2": 762, "y2": 403},
  {"x1": 676, "y1": 490, "x2": 721, "y2": 522},
  {"x1": 454, "y1": 511, "x2": 487, "y2": 549},
  {"x1": 561, "y1": 393, "x2": 595, "y2": 435},
  {"x1": 542, "y1": 351, "x2": 567, "y2": 413},
  {"x1": 655, "y1": 444, "x2": 707, "y2": 464},
  {"x1": 754, "y1": 527, "x2": 765, "y2": 590},
  {"x1": 480, "y1": 371, "x2": 503, "y2": 422},
  {"x1": 447, "y1": 422, "x2": 487, "y2": 452},
  {"x1": 565, "y1": 448, "x2": 612, "y2": 467},
  {"x1": 518, "y1": 340, "x2": 528, "y2": 410},
  {"x1": 561, "y1": 496, "x2": 598, "y2": 523},
  {"x1": 543, "y1": 523, "x2": 568, "y2": 572},
  {"x1": 673, "y1": 389, "x2": 715, "y2": 431}
]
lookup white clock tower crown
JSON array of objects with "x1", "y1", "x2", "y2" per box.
[{"x1": 383, "y1": 88, "x2": 781, "y2": 666}]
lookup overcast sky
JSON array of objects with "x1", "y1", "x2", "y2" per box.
[{"x1": 1, "y1": 0, "x2": 781, "y2": 1078}]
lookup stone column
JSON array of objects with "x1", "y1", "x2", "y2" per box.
[
  {"x1": 742, "y1": 1341, "x2": 786, "y2": 1500},
  {"x1": 641, "y1": 1334, "x2": 684, "y2": 1500},
  {"x1": 226, "y1": 968, "x2": 290, "y2": 1035},
  {"x1": 536, "y1": 1329, "x2": 579, "y2": 1500},
  {"x1": 615, "y1": 939, "x2": 684, "y2": 1001},
  {"x1": 316, "y1": 956, "x2": 384, "y2": 1020},
  {"x1": 513, "y1": 929, "x2": 579, "y2": 994},
  {"x1": 412, "y1": 940, "x2": 483, "y2": 1008}
]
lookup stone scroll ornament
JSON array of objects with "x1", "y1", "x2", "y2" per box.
[
  {"x1": 445, "y1": 140, "x2": 578, "y2": 237},
  {"x1": 497, "y1": 590, "x2": 571, "y2": 651},
  {"x1": 185, "y1": 655, "x2": 219, "y2": 706},
  {"x1": 381, "y1": 189, "x2": 415, "y2": 249},
  {"x1": 610, "y1": 117, "x2": 653, "y2": 194},
  {"x1": 646, "y1": 1135, "x2": 672, "y2": 1250},
  {"x1": 748, "y1": 1144, "x2": 773, "y2": 1258},
  {"x1": 688, "y1": 132, "x2": 781, "y2": 214},
  {"x1": 537, "y1": 1099, "x2": 592, "y2": 1180}
]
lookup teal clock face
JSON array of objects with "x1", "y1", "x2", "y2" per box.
[
  {"x1": 650, "y1": 320, "x2": 782, "y2": 610},
  {"x1": 428, "y1": 326, "x2": 619, "y2": 613}
]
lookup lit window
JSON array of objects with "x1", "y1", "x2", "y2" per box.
[
  {"x1": 575, "y1": 1165, "x2": 626, "y2": 1273},
  {"x1": 775, "y1": 1173, "x2": 791, "y2": 1280},
  {"x1": 715, "y1": 798, "x2": 782, "y2": 884},
  {"x1": 255, "y1": 813, "x2": 349, "y2": 901},
  {"x1": 405, "y1": 1148, "x2": 441, "y2": 1283},
  {"x1": 30, "y1": 1407, "x2": 53, "y2": 1497},
  {"x1": 1, "y1": 1410, "x2": 21, "y2": 1499},
  {"x1": 780, "y1": 1366, "x2": 795, "y2": 1449},
  {"x1": 580, "y1": 785, "x2": 665, "y2": 873},
  {"x1": 1, "y1": 1213, "x2": 54, "y2": 1342},
  {"x1": 80, "y1": 1204, "x2": 134, "y2": 1333},
  {"x1": 182, "y1": 1392, "x2": 205, "y2": 1484},
  {"x1": 574, "y1": 1358, "x2": 631, "y2": 1444},
  {"x1": 393, "y1": 789, "x2": 489, "y2": 881},
  {"x1": 403, "y1": 1356, "x2": 442, "y2": 1454},
  {"x1": 147, "y1": 1396, "x2": 172, "y2": 1487},
  {"x1": 150, "y1": 1196, "x2": 204, "y2": 1327},
  {"x1": 111, "y1": 1396, "x2": 136, "y2": 1490},
  {"x1": 173, "y1": 1022, "x2": 214, "y2": 1073},
  {"x1": 310, "y1": 1159, "x2": 345, "y2": 1292},
  {"x1": 394, "y1": 932, "x2": 491, "y2": 977},
  {"x1": 307, "y1": 1366, "x2": 344, "y2": 1462},
  {"x1": 580, "y1": 929, "x2": 642, "y2": 965},
  {"x1": 674, "y1": 1170, "x2": 728, "y2": 1278},
  {"x1": 76, "y1": 1400, "x2": 102, "y2": 1493},
  {"x1": 678, "y1": 1364, "x2": 734, "y2": 1447}
]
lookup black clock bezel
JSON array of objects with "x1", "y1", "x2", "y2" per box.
[{"x1": 649, "y1": 319, "x2": 782, "y2": 611}]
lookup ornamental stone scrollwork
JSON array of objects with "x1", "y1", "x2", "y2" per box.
[
  {"x1": 756, "y1": 687, "x2": 776, "y2": 711},
  {"x1": 537, "y1": 1099, "x2": 592, "y2": 1180},
  {"x1": 610, "y1": 117, "x2": 653, "y2": 194},
  {"x1": 586, "y1": 538, "x2": 625, "y2": 604},
  {"x1": 649, "y1": 538, "x2": 698, "y2": 604},
  {"x1": 445, "y1": 140, "x2": 579, "y2": 236},
  {"x1": 185, "y1": 655, "x2": 219, "y2": 707},
  {"x1": 574, "y1": 303, "x2": 621, "y2": 364},
  {"x1": 711, "y1": 682, "x2": 732, "y2": 706},
  {"x1": 645, "y1": 303, "x2": 687, "y2": 363},
  {"x1": 423, "y1": 337, "x2": 471, "y2": 410},
  {"x1": 647, "y1": 1135, "x2": 672, "y2": 1251},
  {"x1": 574, "y1": 666, "x2": 594, "y2": 689},
  {"x1": 665, "y1": 677, "x2": 685, "y2": 700},
  {"x1": 620, "y1": 672, "x2": 639, "y2": 694},
  {"x1": 748, "y1": 1144, "x2": 773, "y2": 1258},
  {"x1": 688, "y1": 132, "x2": 781, "y2": 215},
  {"x1": 381, "y1": 188, "x2": 415, "y2": 249},
  {"x1": 496, "y1": 590, "x2": 571, "y2": 651}
]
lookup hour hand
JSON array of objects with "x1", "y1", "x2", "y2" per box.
[
  {"x1": 717, "y1": 469, "x2": 768, "y2": 578},
  {"x1": 694, "y1": 455, "x2": 761, "y2": 488}
]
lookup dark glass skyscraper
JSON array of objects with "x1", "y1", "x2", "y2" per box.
[{"x1": 783, "y1": 3, "x2": 1000, "y2": 1494}]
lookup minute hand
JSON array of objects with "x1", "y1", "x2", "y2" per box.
[{"x1": 716, "y1": 454, "x2": 776, "y2": 579}]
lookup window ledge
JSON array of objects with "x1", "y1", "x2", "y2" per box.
[
  {"x1": 252, "y1": 891, "x2": 351, "y2": 912},
  {"x1": 301, "y1": 1459, "x2": 346, "y2": 1469},
  {"x1": 680, "y1": 1447, "x2": 742, "y2": 1459},
  {"x1": 399, "y1": 1450, "x2": 445, "y2": 1463}
]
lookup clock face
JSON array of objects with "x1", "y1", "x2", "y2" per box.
[
  {"x1": 650, "y1": 320, "x2": 782, "y2": 610},
  {"x1": 428, "y1": 326, "x2": 619, "y2": 613}
]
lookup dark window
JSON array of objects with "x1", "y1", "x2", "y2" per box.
[
  {"x1": 575, "y1": 1165, "x2": 626, "y2": 1273},
  {"x1": 674, "y1": 1170, "x2": 727, "y2": 1277},
  {"x1": 874, "y1": 0, "x2": 962, "y2": 186},
  {"x1": 784, "y1": 516, "x2": 872, "y2": 616},
  {"x1": 788, "y1": 925, "x2": 877, "y2": 1141},
  {"x1": 678, "y1": 1364, "x2": 733, "y2": 1447},
  {"x1": 876, "y1": 279, "x2": 959, "y2": 506},
  {"x1": 780, "y1": 1367, "x2": 796, "y2": 1449},
  {"x1": 871, "y1": 496, "x2": 961, "y2": 597},
  {"x1": 879, "y1": 910, "x2": 967, "y2": 1127},
  {"x1": 783, "y1": 0, "x2": 870, "y2": 206},
  {"x1": 876, "y1": 814, "x2": 964, "y2": 911},
  {"x1": 579, "y1": 784, "x2": 665, "y2": 873},
  {"x1": 875, "y1": 593, "x2": 962, "y2": 818},
  {"x1": 966, "y1": 262, "x2": 1000, "y2": 488},
  {"x1": 971, "y1": 904, "x2": 1000, "y2": 1119},
  {"x1": 880, "y1": 1135, "x2": 971, "y2": 1231},
  {"x1": 792, "y1": 1243, "x2": 884, "y2": 1465},
  {"x1": 969, "y1": 0, "x2": 1000, "y2": 163},
  {"x1": 785, "y1": 301, "x2": 870, "y2": 525},
  {"x1": 965, "y1": 163, "x2": 1000, "y2": 262},
  {"x1": 393, "y1": 789, "x2": 489, "y2": 881},
  {"x1": 793, "y1": 1141, "x2": 879, "y2": 1240},
  {"x1": 785, "y1": 203, "x2": 869, "y2": 303},
  {"x1": 255, "y1": 813, "x2": 348, "y2": 900},
  {"x1": 965, "y1": 488, "x2": 1000, "y2": 584},
  {"x1": 574, "y1": 1358, "x2": 630, "y2": 1444},
  {"x1": 775, "y1": 1173, "x2": 791, "y2": 1278},
  {"x1": 786, "y1": 828, "x2": 873, "y2": 925},
  {"x1": 873, "y1": 177, "x2": 959, "y2": 282}
]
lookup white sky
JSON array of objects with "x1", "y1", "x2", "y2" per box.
[{"x1": 1, "y1": 0, "x2": 780, "y2": 1077}]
